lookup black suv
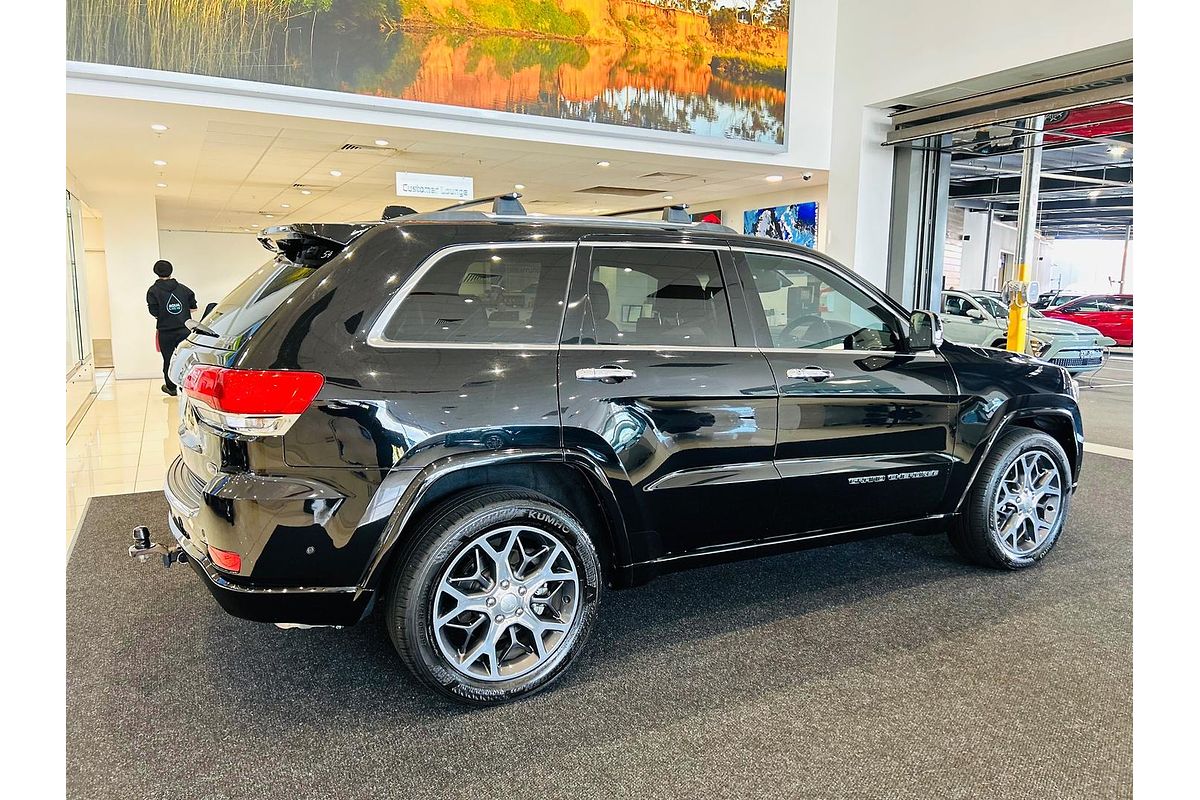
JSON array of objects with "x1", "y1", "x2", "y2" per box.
[{"x1": 138, "y1": 199, "x2": 1083, "y2": 705}]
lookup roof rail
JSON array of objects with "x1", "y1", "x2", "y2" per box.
[{"x1": 436, "y1": 193, "x2": 527, "y2": 215}]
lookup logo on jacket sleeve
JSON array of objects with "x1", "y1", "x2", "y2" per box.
[{"x1": 166, "y1": 293, "x2": 183, "y2": 314}]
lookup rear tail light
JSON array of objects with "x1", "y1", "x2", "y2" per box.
[
  {"x1": 183, "y1": 365, "x2": 324, "y2": 437},
  {"x1": 207, "y1": 545, "x2": 242, "y2": 573}
]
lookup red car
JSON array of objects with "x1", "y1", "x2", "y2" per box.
[{"x1": 1043, "y1": 294, "x2": 1133, "y2": 346}]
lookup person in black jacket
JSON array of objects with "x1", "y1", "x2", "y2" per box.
[{"x1": 146, "y1": 259, "x2": 197, "y2": 396}]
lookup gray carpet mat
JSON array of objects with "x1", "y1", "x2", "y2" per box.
[{"x1": 67, "y1": 457, "x2": 1132, "y2": 799}]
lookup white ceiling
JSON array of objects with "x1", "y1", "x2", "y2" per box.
[{"x1": 66, "y1": 95, "x2": 826, "y2": 233}]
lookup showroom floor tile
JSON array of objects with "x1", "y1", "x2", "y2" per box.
[{"x1": 66, "y1": 374, "x2": 179, "y2": 546}]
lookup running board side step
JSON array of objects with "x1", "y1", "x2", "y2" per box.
[{"x1": 128, "y1": 525, "x2": 187, "y2": 568}]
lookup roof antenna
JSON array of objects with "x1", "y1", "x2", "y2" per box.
[
  {"x1": 662, "y1": 203, "x2": 691, "y2": 223},
  {"x1": 381, "y1": 205, "x2": 417, "y2": 220},
  {"x1": 492, "y1": 193, "x2": 526, "y2": 215}
]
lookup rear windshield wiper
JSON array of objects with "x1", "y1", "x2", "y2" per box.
[{"x1": 185, "y1": 319, "x2": 219, "y2": 338}]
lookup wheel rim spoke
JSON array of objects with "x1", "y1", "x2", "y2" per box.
[
  {"x1": 992, "y1": 449, "x2": 1064, "y2": 557},
  {"x1": 432, "y1": 524, "x2": 580, "y2": 682}
]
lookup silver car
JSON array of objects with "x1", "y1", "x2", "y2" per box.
[{"x1": 940, "y1": 290, "x2": 1115, "y2": 374}]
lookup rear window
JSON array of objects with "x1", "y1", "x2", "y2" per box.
[
  {"x1": 198, "y1": 257, "x2": 317, "y2": 350},
  {"x1": 377, "y1": 245, "x2": 573, "y2": 345}
]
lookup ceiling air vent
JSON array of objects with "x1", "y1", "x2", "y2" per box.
[
  {"x1": 639, "y1": 171, "x2": 696, "y2": 182},
  {"x1": 576, "y1": 186, "x2": 662, "y2": 197},
  {"x1": 340, "y1": 143, "x2": 398, "y2": 154}
]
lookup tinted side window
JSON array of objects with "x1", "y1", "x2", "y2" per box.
[
  {"x1": 942, "y1": 294, "x2": 970, "y2": 316},
  {"x1": 585, "y1": 247, "x2": 734, "y2": 347},
  {"x1": 743, "y1": 253, "x2": 901, "y2": 351},
  {"x1": 1071, "y1": 297, "x2": 1105, "y2": 311},
  {"x1": 380, "y1": 246, "x2": 572, "y2": 345}
]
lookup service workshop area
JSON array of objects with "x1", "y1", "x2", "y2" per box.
[{"x1": 59, "y1": 1, "x2": 1140, "y2": 798}]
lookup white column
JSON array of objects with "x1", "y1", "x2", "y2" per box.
[
  {"x1": 825, "y1": 105, "x2": 894, "y2": 286},
  {"x1": 92, "y1": 191, "x2": 162, "y2": 380}
]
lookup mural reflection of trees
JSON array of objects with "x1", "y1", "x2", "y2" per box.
[{"x1": 66, "y1": 0, "x2": 789, "y2": 143}]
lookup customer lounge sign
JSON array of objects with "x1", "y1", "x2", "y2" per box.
[{"x1": 395, "y1": 172, "x2": 474, "y2": 201}]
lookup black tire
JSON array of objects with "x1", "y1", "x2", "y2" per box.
[
  {"x1": 385, "y1": 488, "x2": 602, "y2": 705},
  {"x1": 949, "y1": 428, "x2": 1072, "y2": 569},
  {"x1": 991, "y1": 338, "x2": 1009, "y2": 349}
]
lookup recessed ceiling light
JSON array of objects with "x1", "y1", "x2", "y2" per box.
[
  {"x1": 153, "y1": 159, "x2": 167, "y2": 167},
  {"x1": 150, "y1": 123, "x2": 168, "y2": 132},
  {"x1": 280, "y1": 203, "x2": 290, "y2": 208},
  {"x1": 251, "y1": 224, "x2": 260, "y2": 228},
  {"x1": 514, "y1": 183, "x2": 526, "y2": 190},
  {"x1": 374, "y1": 139, "x2": 390, "y2": 147},
  {"x1": 664, "y1": 195, "x2": 674, "y2": 200},
  {"x1": 1107, "y1": 145, "x2": 1127, "y2": 157},
  {"x1": 155, "y1": 182, "x2": 167, "y2": 189},
  {"x1": 596, "y1": 160, "x2": 610, "y2": 167},
  {"x1": 765, "y1": 175, "x2": 784, "y2": 182},
  {"x1": 329, "y1": 169, "x2": 342, "y2": 177},
  {"x1": 264, "y1": 214, "x2": 275, "y2": 219},
  {"x1": 300, "y1": 189, "x2": 312, "y2": 195}
]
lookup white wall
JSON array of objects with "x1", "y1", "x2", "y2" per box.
[
  {"x1": 157, "y1": 230, "x2": 271, "y2": 318},
  {"x1": 81, "y1": 216, "x2": 111, "y2": 341},
  {"x1": 90, "y1": 191, "x2": 161, "y2": 379},
  {"x1": 827, "y1": 0, "x2": 1133, "y2": 280},
  {"x1": 957, "y1": 211, "x2": 1051, "y2": 292}
]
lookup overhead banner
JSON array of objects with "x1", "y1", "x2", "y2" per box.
[
  {"x1": 66, "y1": 1, "x2": 789, "y2": 146},
  {"x1": 395, "y1": 172, "x2": 474, "y2": 201}
]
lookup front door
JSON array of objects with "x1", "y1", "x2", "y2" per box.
[
  {"x1": 732, "y1": 248, "x2": 960, "y2": 535},
  {"x1": 558, "y1": 241, "x2": 779, "y2": 560}
]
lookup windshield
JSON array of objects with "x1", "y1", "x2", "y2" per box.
[
  {"x1": 972, "y1": 294, "x2": 1044, "y2": 319},
  {"x1": 196, "y1": 257, "x2": 317, "y2": 350}
]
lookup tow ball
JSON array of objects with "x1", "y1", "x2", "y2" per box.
[{"x1": 128, "y1": 525, "x2": 187, "y2": 568}]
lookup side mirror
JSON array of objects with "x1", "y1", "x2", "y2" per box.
[
  {"x1": 966, "y1": 308, "x2": 986, "y2": 321},
  {"x1": 202, "y1": 302, "x2": 217, "y2": 319},
  {"x1": 908, "y1": 310, "x2": 943, "y2": 352}
]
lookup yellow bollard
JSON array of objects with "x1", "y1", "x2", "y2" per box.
[{"x1": 1005, "y1": 261, "x2": 1031, "y2": 352}]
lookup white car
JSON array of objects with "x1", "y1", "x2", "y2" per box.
[{"x1": 940, "y1": 290, "x2": 1116, "y2": 374}]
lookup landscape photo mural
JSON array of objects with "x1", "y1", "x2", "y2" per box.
[{"x1": 66, "y1": 0, "x2": 791, "y2": 145}]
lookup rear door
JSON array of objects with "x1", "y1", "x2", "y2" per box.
[
  {"x1": 731, "y1": 247, "x2": 960, "y2": 533},
  {"x1": 558, "y1": 240, "x2": 780, "y2": 560}
]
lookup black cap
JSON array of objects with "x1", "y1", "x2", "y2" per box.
[{"x1": 153, "y1": 259, "x2": 173, "y2": 277}]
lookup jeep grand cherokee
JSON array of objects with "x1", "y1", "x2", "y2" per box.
[{"x1": 135, "y1": 198, "x2": 1083, "y2": 705}]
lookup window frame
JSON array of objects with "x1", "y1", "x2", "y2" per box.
[
  {"x1": 366, "y1": 241, "x2": 577, "y2": 349},
  {"x1": 566, "y1": 240, "x2": 749, "y2": 350},
  {"x1": 731, "y1": 247, "x2": 913, "y2": 354}
]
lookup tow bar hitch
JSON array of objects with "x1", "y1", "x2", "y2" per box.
[{"x1": 128, "y1": 525, "x2": 187, "y2": 568}]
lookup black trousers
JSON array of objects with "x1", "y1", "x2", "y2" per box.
[{"x1": 159, "y1": 327, "x2": 190, "y2": 392}]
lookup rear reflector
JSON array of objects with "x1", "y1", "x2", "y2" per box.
[
  {"x1": 208, "y1": 545, "x2": 242, "y2": 573},
  {"x1": 183, "y1": 366, "x2": 324, "y2": 437}
]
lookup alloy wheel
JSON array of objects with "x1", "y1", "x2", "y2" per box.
[
  {"x1": 992, "y1": 450, "x2": 1063, "y2": 557},
  {"x1": 432, "y1": 525, "x2": 580, "y2": 681}
]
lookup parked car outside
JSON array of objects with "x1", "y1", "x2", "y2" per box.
[
  {"x1": 1042, "y1": 293, "x2": 1133, "y2": 346},
  {"x1": 138, "y1": 202, "x2": 1085, "y2": 705},
  {"x1": 1032, "y1": 290, "x2": 1084, "y2": 310},
  {"x1": 940, "y1": 290, "x2": 1116, "y2": 374}
]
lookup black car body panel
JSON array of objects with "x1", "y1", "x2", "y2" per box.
[{"x1": 161, "y1": 215, "x2": 1084, "y2": 626}]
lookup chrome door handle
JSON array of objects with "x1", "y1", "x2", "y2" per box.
[
  {"x1": 786, "y1": 366, "x2": 834, "y2": 382},
  {"x1": 576, "y1": 366, "x2": 637, "y2": 383}
]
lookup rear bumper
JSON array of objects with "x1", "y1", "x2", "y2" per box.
[
  {"x1": 164, "y1": 456, "x2": 373, "y2": 626},
  {"x1": 167, "y1": 513, "x2": 373, "y2": 625}
]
